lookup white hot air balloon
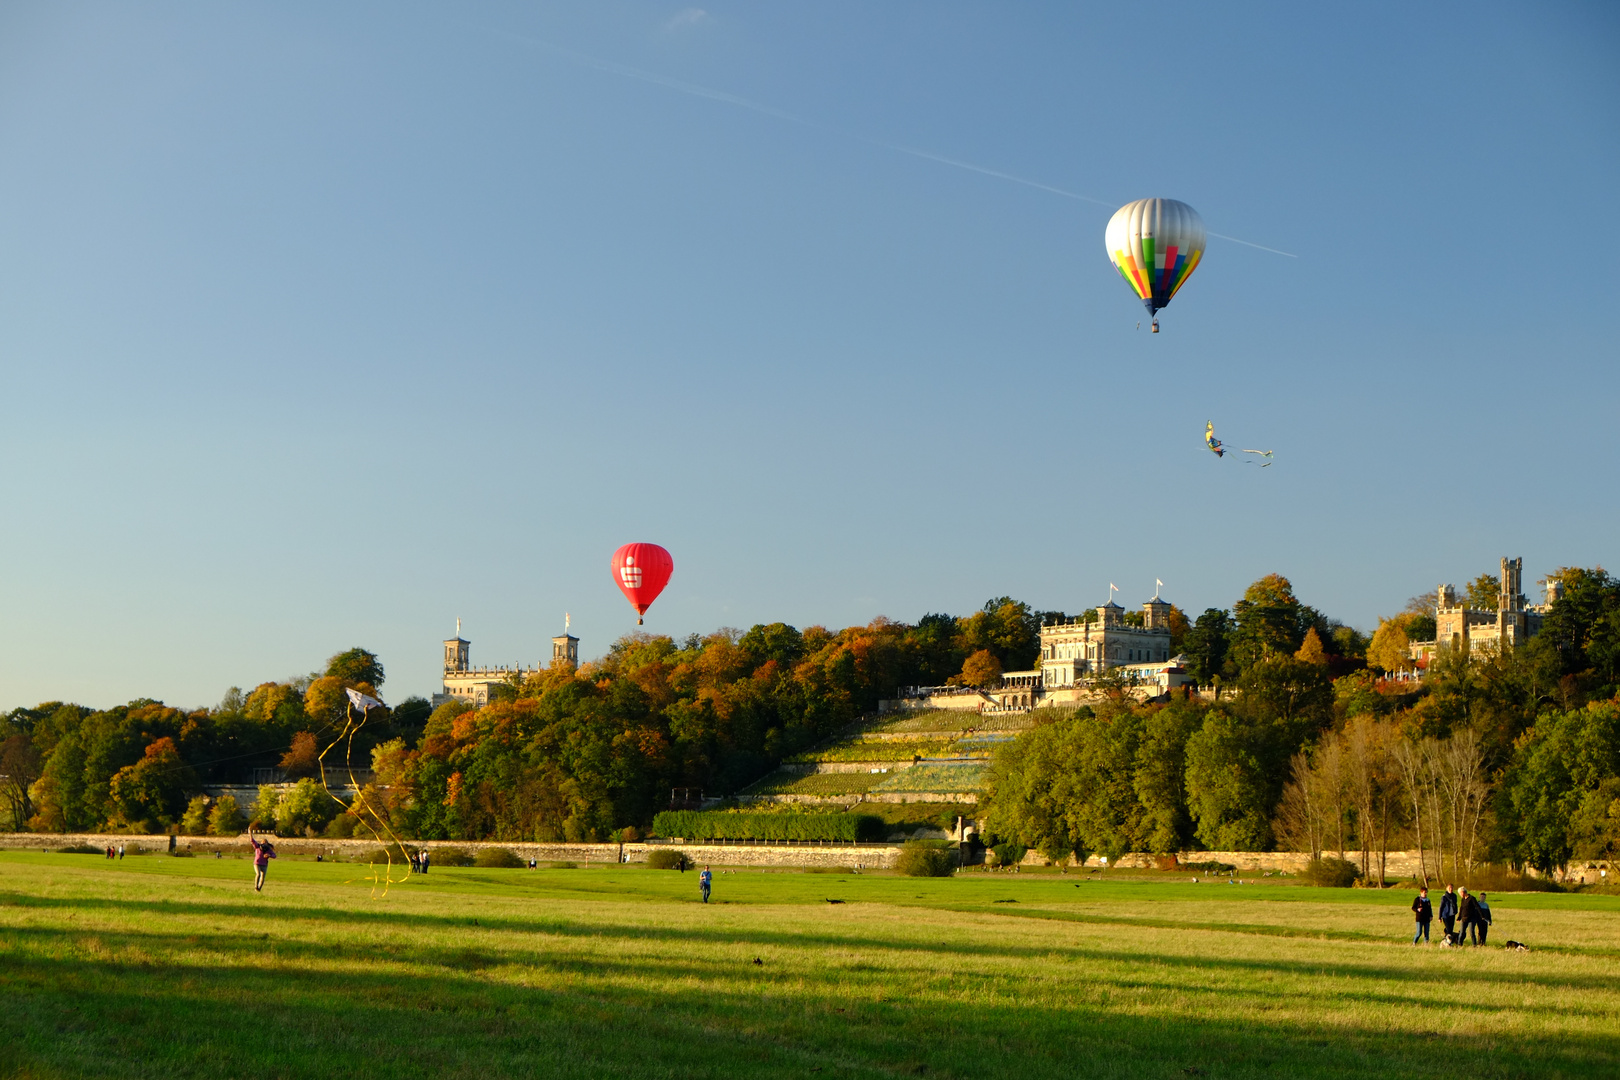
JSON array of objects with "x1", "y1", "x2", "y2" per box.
[{"x1": 1105, "y1": 199, "x2": 1206, "y2": 333}]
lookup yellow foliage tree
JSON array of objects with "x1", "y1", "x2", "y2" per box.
[
  {"x1": 1366, "y1": 615, "x2": 1414, "y2": 673},
  {"x1": 958, "y1": 649, "x2": 1004, "y2": 688},
  {"x1": 1295, "y1": 627, "x2": 1329, "y2": 666}
]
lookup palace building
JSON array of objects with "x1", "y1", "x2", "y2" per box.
[
  {"x1": 1414, "y1": 556, "x2": 1554, "y2": 662},
  {"x1": 1039, "y1": 597, "x2": 1178, "y2": 689},
  {"x1": 432, "y1": 618, "x2": 579, "y2": 708}
]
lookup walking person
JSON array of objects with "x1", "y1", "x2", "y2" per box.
[
  {"x1": 248, "y1": 829, "x2": 276, "y2": 893},
  {"x1": 117, "y1": 844, "x2": 125, "y2": 860},
  {"x1": 1411, "y1": 886, "x2": 1433, "y2": 944},
  {"x1": 409, "y1": 850, "x2": 420, "y2": 874},
  {"x1": 1457, "y1": 887, "x2": 1481, "y2": 944},
  {"x1": 1477, "y1": 892, "x2": 1493, "y2": 946},
  {"x1": 419, "y1": 848, "x2": 429, "y2": 875},
  {"x1": 699, "y1": 864, "x2": 712, "y2": 904},
  {"x1": 1438, "y1": 884, "x2": 1458, "y2": 943}
]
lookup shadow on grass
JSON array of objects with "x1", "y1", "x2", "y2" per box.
[{"x1": 3, "y1": 933, "x2": 1616, "y2": 1080}]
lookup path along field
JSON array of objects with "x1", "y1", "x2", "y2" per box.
[{"x1": 2, "y1": 852, "x2": 1617, "y2": 1079}]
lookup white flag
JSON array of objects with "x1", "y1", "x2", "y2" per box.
[
  {"x1": 1157, "y1": 579, "x2": 1164, "y2": 588},
  {"x1": 346, "y1": 687, "x2": 382, "y2": 712}
]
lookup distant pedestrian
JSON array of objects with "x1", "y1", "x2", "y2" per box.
[
  {"x1": 1477, "y1": 892, "x2": 1493, "y2": 945},
  {"x1": 1411, "y1": 887, "x2": 1432, "y2": 944},
  {"x1": 248, "y1": 829, "x2": 276, "y2": 892},
  {"x1": 106, "y1": 845, "x2": 114, "y2": 860},
  {"x1": 419, "y1": 848, "x2": 429, "y2": 874},
  {"x1": 409, "y1": 850, "x2": 420, "y2": 874},
  {"x1": 1457, "y1": 887, "x2": 1481, "y2": 944},
  {"x1": 117, "y1": 844, "x2": 125, "y2": 860},
  {"x1": 1438, "y1": 884, "x2": 1458, "y2": 942},
  {"x1": 700, "y1": 865, "x2": 712, "y2": 903}
]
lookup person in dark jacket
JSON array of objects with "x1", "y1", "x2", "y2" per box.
[
  {"x1": 1457, "y1": 887, "x2": 1481, "y2": 944},
  {"x1": 1476, "y1": 892, "x2": 1493, "y2": 945},
  {"x1": 1438, "y1": 884, "x2": 1458, "y2": 941},
  {"x1": 1411, "y1": 887, "x2": 1433, "y2": 943}
]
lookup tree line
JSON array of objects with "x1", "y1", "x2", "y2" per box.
[
  {"x1": 984, "y1": 570, "x2": 1620, "y2": 878},
  {"x1": 1, "y1": 600, "x2": 1046, "y2": 839}
]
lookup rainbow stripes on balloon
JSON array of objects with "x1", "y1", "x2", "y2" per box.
[{"x1": 1105, "y1": 198, "x2": 1206, "y2": 319}]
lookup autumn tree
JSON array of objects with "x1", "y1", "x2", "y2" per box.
[
  {"x1": 106, "y1": 737, "x2": 197, "y2": 831},
  {"x1": 1295, "y1": 628, "x2": 1329, "y2": 666},
  {"x1": 279, "y1": 731, "x2": 322, "y2": 780},
  {"x1": 958, "y1": 650, "x2": 1004, "y2": 688}
]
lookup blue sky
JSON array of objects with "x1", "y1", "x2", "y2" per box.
[{"x1": 2, "y1": 2, "x2": 1616, "y2": 710}]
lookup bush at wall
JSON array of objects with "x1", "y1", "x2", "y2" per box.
[
  {"x1": 473, "y1": 847, "x2": 524, "y2": 868},
  {"x1": 652, "y1": 811, "x2": 884, "y2": 843},
  {"x1": 1300, "y1": 857, "x2": 1360, "y2": 887},
  {"x1": 896, "y1": 841, "x2": 955, "y2": 877},
  {"x1": 646, "y1": 849, "x2": 692, "y2": 871}
]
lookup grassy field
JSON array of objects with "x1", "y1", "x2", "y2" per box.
[{"x1": 2, "y1": 852, "x2": 1617, "y2": 1079}]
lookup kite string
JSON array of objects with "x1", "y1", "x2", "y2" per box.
[{"x1": 318, "y1": 701, "x2": 412, "y2": 897}]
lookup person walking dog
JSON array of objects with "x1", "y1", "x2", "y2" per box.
[
  {"x1": 1438, "y1": 884, "x2": 1458, "y2": 942},
  {"x1": 699, "y1": 865, "x2": 712, "y2": 904},
  {"x1": 248, "y1": 829, "x2": 276, "y2": 893},
  {"x1": 1411, "y1": 887, "x2": 1433, "y2": 944}
]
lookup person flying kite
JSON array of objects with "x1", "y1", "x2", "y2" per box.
[{"x1": 1204, "y1": 422, "x2": 1226, "y2": 458}]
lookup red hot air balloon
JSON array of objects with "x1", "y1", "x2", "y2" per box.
[{"x1": 611, "y1": 543, "x2": 673, "y2": 625}]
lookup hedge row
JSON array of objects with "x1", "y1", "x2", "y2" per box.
[{"x1": 652, "y1": 811, "x2": 885, "y2": 843}]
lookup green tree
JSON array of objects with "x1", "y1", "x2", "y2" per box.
[
  {"x1": 1465, "y1": 573, "x2": 1501, "y2": 611},
  {"x1": 209, "y1": 794, "x2": 246, "y2": 837},
  {"x1": 984, "y1": 717, "x2": 1090, "y2": 867},
  {"x1": 274, "y1": 778, "x2": 341, "y2": 837},
  {"x1": 1539, "y1": 567, "x2": 1620, "y2": 682},
  {"x1": 1133, "y1": 701, "x2": 1202, "y2": 852},
  {"x1": 326, "y1": 648, "x2": 385, "y2": 688},
  {"x1": 1182, "y1": 609, "x2": 1230, "y2": 684},
  {"x1": 1184, "y1": 711, "x2": 1274, "y2": 850},
  {"x1": 1500, "y1": 700, "x2": 1620, "y2": 872},
  {"x1": 179, "y1": 795, "x2": 211, "y2": 836},
  {"x1": 959, "y1": 598, "x2": 1040, "y2": 671},
  {"x1": 106, "y1": 737, "x2": 197, "y2": 831},
  {"x1": 1227, "y1": 575, "x2": 1313, "y2": 673}
]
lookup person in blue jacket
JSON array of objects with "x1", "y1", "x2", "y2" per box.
[
  {"x1": 1411, "y1": 886, "x2": 1433, "y2": 944},
  {"x1": 1438, "y1": 884, "x2": 1458, "y2": 942},
  {"x1": 699, "y1": 865, "x2": 712, "y2": 904}
]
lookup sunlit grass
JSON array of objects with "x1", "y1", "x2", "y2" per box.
[{"x1": 2, "y1": 852, "x2": 1617, "y2": 1078}]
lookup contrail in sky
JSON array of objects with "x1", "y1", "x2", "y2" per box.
[{"x1": 491, "y1": 29, "x2": 1297, "y2": 258}]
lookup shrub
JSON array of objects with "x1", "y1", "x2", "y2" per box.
[
  {"x1": 1300, "y1": 856, "x2": 1360, "y2": 887},
  {"x1": 990, "y1": 841, "x2": 1027, "y2": 868},
  {"x1": 896, "y1": 841, "x2": 956, "y2": 877},
  {"x1": 430, "y1": 846, "x2": 476, "y2": 867},
  {"x1": 323, "y1": 813, "x2": 358, "y2": 839},
  {"x1": 652, "y1": 810, "x2": 884, "y2": 843},
  {"x1": 646, "y1": 849, "x2": 692, "y2": 871},
  {"x1": 179, "y1": 796, "x2": 211, "y2": 837},
  {"x1": 209, "y1": 795, "x2": 246, "y2": 837},
  {"x1": 473, "y1": 847, "x2": 524, "y2": 868},
  {"x1": 58, "y1": 844, "x2": 104, "y2": 855},
  {"x1": 1459, "y1": 863, "x2": 1563, "y2": 894}
]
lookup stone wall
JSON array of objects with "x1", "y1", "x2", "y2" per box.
[{"x1": 0, "y1": 832, "x2": 900, "y2": 869}]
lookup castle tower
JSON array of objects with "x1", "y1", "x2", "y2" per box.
[
  {"x1": 1142, "y1": 597, "x2": 1171, "y2": 630},
  {"x1": 444, "y1": 617, "x2": 470, "y2": 673},
  {"x1": 1500, "y1": 556, "x2": 1525, "y2": 612},
  {"x1": 552, "y1": 613, "x2": 579, "y2": 667}
]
